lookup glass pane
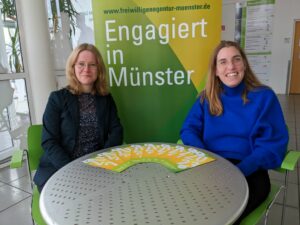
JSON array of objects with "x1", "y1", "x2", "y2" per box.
[
  {"x1": 47, "y1": 0, "x2": 78, "y2": 70},
  {"x1": 71, "y1": 0, "x2": 94, "y2": 47},
  {"x1": 0, "y1": 79, "x2": 30, "y2": 160},
  {"x1": 0, "y1": 0, "x2": 24, "y2": 73},
  {"x1": 46, "y1": 0, "x2": 94, "y2": 70}
]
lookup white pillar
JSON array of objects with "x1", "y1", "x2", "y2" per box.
[{"x1": 18, "y1": 0, "x2": 56, "y2": 123}]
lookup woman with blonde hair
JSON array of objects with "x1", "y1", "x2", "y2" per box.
[
  {"x1": 34, "y1": 43, "x2": 123, "y2": 192},
  {"x1": 180, "y1": 40, "x2": 288, "y2": 224}
]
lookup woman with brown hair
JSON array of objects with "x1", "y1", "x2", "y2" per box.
[
  {"x1": 34, "y1": 43, "x2": 123, "y2": 192},
  {"x1": 180, "y1": 40, "x2": 288, "y2": 223}
]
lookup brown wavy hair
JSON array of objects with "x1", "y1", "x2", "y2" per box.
[
  {"x1": 65, "y1": 43, "x2": 109, "y2": 95},
  {"x1": 201, "y1": 40, "x2": 263, "y2": 116}
]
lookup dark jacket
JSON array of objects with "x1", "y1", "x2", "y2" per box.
[{"x1": 33, "y1": 88, "x2": 123, "y2": 188}]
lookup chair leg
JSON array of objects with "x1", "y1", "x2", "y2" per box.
[
  {"x1": 264, "y1": 209, "x2": 269, "y2": 225},
  {"x1": 30, "y1": 192, "x2": 35, "y2": 225},
  {"x1": 24, "y1": 150, "x2": 34, "y2": 190},
  {"x1": 264, "y1": 185, "x2": 285, "y2": 225},
  {"x1": 24, "y1": 150, "x2": 36, "y2": 225},
  {"x1": 280, "y1": 171, "x2": 289, "y2": 225}
]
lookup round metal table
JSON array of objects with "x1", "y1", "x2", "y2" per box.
[{"x1": 40, "y1": 143, "x2": 248, "y2": 225}]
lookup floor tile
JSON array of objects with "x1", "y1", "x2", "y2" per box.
[
  {"x1": 259, "y1": 203, "x2": 282, "y2": 225},
  {"x1": 283, "y1": 205, "x2": 300, "y2": 225},
  {"x1": 269, "y1": 171, "x2": 285, "y2": 183},
  {"x1": 271, "y1": 181, "x2": 299, "y2": 208},
  {"x1": 259, "y1": 204, "x2": 300, "y2": 225},
  {"x1": 0, "y1": 181, "x2": 6, "y2": 187},
  {"x1": 8, "y1": 175, "x2": 32, "y2": 194},
  {"x1": 0, "y1": 164, "x2": 28, "y2": 183},
  {"x1": 269, "y1": 169, "x2": 299, "y2": 184},
  {"x1": 0, "y1": 184, "x2": 31, "y2": 212},
  {"x1": 284, "y1": 183, "x2": 299, "y2": 208},
  {"x1": 0, "y1": 197, "x2": 33, "y2": 225}
]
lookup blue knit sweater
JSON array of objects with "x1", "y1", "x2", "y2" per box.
[{"x1": 180, "y1": 82, "x2": 289, "y2": 176}]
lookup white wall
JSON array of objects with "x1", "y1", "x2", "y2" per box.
[
  {"x1": 222, "y1": 0, "x2": 300, "y2": 94},
  {"x1": 270, "y1": 0, "x2": 300, "y2": 94}
]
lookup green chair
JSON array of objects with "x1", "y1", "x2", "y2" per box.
[
  {"x1": 10, "y1": 124, "x2": 46, "y2": 225},
  {"x1": 240, "y1": 150, "x2": 300, "y2": 225}
]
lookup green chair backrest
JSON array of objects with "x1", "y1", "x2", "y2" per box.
[{"x1": 27, "y1": 124, "x2": 43, "y2": 171}]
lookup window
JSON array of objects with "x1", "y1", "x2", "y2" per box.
[
  {"x1": 0, "y1": 79, "x2": 30, "y2": 155},
  {"x1": 0, "y1": 0, "x2": 30, "y2": 162},
  {"x1": 46, "y1": 0, "x2": 95, "y2": 88},
  {"x1": 0, "y1": 0, "x2": 23, "y2": 74}
]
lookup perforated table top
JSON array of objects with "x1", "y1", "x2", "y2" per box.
[{"x1": 40, "y1": 143, "x2": 248, "y2": 225}]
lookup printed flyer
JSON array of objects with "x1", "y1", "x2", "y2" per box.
[
  {"x1": 83, "y1": 143, "x2": 215, "y2": 172},
  {"x1": 92, "y1": 0, "x2": 221, "y2": 143}
]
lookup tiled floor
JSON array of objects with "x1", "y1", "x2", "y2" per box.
[{"x1": 0, "y1": 94, "x2": 299, "y2": 225}]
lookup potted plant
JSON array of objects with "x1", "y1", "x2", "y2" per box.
[{"x1": 49, "y1": 0, "x2": 78, "y2": 39}]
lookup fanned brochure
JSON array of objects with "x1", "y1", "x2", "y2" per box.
[{"x1": 83, "y1": 143, "x2": 215, "y2": 173}]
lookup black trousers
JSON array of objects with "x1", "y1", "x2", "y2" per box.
[{"x1": 227, "y1": 159, "x2": 271, "y2": 225}]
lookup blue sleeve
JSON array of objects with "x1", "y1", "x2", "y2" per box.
[
  {"x1": 180, "y1": 98, "x2": 206, "y2": 149},
  {"x1": 42, "y1": 91, "x2": 71, "y2": 169},
  {"x1": 237, "y1": 90, "x2": 289, "y2": 176},
  {"x1": 103, "y1": 94, "x2": 123, "y2": 148}
]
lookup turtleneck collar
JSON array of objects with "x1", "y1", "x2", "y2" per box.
[{"x1": 222, "y1": 81, "x2": 245, "y2": 96}]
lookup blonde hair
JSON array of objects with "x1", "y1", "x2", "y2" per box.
[
  {"x1": 202, "y1": 40, "x2": 263, "y2": 116},
  {"x1": 65, "y1": 43, "x2": 109, "y2": 95}
]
